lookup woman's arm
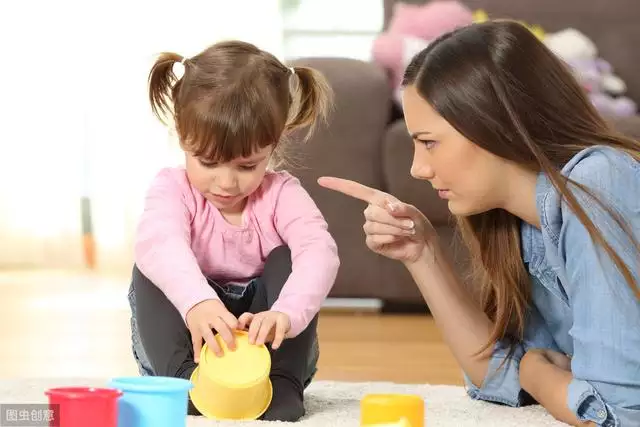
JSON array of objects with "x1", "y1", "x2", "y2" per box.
[
  {"x1": 405, "y1": 248, "x2": 494, "y2": 386},
  {"x1": 520, "y1": 350, "x2": 594, "y2": 427}
]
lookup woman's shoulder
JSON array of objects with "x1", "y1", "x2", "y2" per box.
[
  {"x1": 560, "y1": 146, "x2": 639, "y2": 218},
  {"x1": 538, "y1": 145, "x2": 639, "y2": 206},
  {"x1": 560, "y1": 145, "x2": 639, "y2": 186},
  {"x1": 537, "y1": 145, "x2": 639, "y2": 240}
]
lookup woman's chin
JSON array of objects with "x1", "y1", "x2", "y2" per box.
[{"x1": 447, "y1": 200, "x2": 486, "y2": 217}]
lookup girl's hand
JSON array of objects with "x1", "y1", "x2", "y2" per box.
[
  {"x1": 317, "y1": 177, "x2": 438, "y2": 265},
  {"x1": 238, "y1": 311, "x2": 290, "y2": 350},
  {"x1": 186, "y1": 299, "x2": 239, "y2": 360}
]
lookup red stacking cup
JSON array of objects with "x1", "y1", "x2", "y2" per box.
[{"x1": 44, "y1": 386, "x2": 122, "y2": 427}]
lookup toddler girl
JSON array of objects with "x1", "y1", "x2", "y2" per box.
[{"x1": 127, "y1": 40, "x2": 340, "y2": 422}]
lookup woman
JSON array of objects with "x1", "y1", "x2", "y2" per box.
[{"x1": 319, "y1": 21, "x2": 639, "y2": 427}]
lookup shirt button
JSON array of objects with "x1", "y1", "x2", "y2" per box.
[{"x1": 597, "y1": 409, "x2": 606, "y2": 419}]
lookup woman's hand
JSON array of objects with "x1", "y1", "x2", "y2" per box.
[
  {"x1": 238, "y1": 311, "x2": 291, "y2": 350},
  {"x1": 186, "y1": 299, "x2": 239, "y2": 360},
  {"x1": 317, "y1": 177, "x2": 438, "y2": 265}
]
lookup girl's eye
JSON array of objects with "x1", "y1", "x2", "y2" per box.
[
  {"x1": 239, "y1": 164, "x2": 258, "y2": 171},
  {"x1": 198, "y1": 159, "x2": 217, "y2": 168}
]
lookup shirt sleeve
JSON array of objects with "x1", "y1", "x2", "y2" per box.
[
  {"x1": 464, "y1": 301, "x2": 561, "y2": 407},
  {"x1": 269, "y1": 174, "x2": 340, "y2": 337},
  {"x1": 557, "y1": 154, "x2": 640, "y2": 426},
  {"x1": 134, "y1": 169, "x2": 219, "y2": 323}
]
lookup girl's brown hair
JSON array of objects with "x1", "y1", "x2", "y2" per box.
[
  {"x1": 148, "y1": 40, "x2": 332, "y2": 166},
  {"x1": 402, "y1": 21, "x2": 640, "y2": 356}
]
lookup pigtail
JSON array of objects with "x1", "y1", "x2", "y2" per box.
[
  {"x1": 148, "y1": 52, "x2": 187, "y2": 126},
  {"x1": 285, "y1": 66, "x2": 334, "y2": 139}
]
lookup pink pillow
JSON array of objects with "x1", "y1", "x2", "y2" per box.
[
  {"x1": 388, "y1": 1, "x2": 473, "y2": 41},
  {"x1": 372, "y1": 1, "x2": 474, "y2": 101}
]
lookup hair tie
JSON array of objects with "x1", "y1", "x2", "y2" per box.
[{"x1": 173, "y1": 59, "x2": 186, "y2": 79}]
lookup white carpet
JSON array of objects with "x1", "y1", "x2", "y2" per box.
[{"x1": 0, "y1": 378, "x2": 566, "y2": 426}]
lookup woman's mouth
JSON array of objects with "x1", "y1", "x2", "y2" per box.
[{"x1": 437, "y1": 189, "x2": 451, "y2": 199}]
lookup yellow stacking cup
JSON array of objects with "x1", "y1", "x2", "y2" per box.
[
  {"x1": 362, "y1": 419, "x2": 411, "y2": 427},
  {"x1": 360, "y1": 394, "x2": 424, "y2": 427},
  {"x1": 189, "y1": 330, "x2": 272, "y2": 420}
]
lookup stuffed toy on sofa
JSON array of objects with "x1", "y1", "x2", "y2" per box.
[
  {"x1": 371, "y1": 2, "x2": 547, "y2": 105},
  {"x1": 544, "y1": 28, "x2": 637, "y2": 117},
  {"x1": 371, "y1": 0, "x2": 474, "y2": 104}
]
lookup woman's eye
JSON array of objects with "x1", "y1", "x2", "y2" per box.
[{"x1": 417, "y1": 139, "x2": 437, "y2": 149}]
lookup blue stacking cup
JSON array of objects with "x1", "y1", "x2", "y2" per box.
[{"x1": 108, "y1": 376, "x2": 193, "y2": 427}]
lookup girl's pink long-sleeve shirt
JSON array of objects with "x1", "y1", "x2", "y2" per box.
[{"x1": 134, "y1": 167, "x2": 340, "y2": 337}]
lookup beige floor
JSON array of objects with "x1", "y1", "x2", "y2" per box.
[{"x1": 0, "y1": 270, "x2": 463, "y2": 385}]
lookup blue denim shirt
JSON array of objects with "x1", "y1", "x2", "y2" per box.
[{"x1": 464, "y1": 146, "x2": 640, "y2": 426}]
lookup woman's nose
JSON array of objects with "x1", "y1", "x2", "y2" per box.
[{"x1": 410, "y1": 152, "x2": 435, "y2": 180}]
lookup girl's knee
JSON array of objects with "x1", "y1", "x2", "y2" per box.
[
  {"x1": 265, "y1": 246, "x2": 291, "y2": 267},
  {"x1": 260, "y1": 246, "x2": 293, "y2": 299},
  {"x1": 131, "y1": 264, "x2": 154, "y2": 289}
]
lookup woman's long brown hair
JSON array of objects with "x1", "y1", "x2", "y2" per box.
[{"x1": 402, "y1": 21, "x2": 640, "y2": 355}]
